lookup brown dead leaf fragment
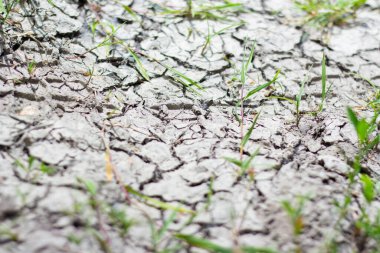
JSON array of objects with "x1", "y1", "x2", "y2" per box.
[{"x1": 104, "y1": 146, "x2": 114, "y2": 182}]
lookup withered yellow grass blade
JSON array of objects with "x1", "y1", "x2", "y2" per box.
[{"x1": 105, "y1": 145, "x2": 114, "y2": 182}]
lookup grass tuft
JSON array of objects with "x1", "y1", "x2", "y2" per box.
[
  {"x1": 294, "y1": 0, "x2": 367, "y2": 27},
  {"x1": 347, "y1": 107, "x2": 379, "y2": 158}
]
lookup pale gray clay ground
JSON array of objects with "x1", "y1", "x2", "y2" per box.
[{"x1": 0, "y1": 0, "x2": 380, "y2": 252}]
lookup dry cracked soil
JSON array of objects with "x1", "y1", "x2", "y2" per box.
[{"x1": 0, "y1": 0, "x2": 380, "y2": 252}]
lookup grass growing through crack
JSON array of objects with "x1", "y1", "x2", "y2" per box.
[
  {"x1": 308, "y1": 55, "x2": 332, "y2": 116},
  {"x1": 83, "y1": 22, "x2": 121, "y2": 56},
  {"x1": 66, "y1": 178, "x2": 135, "y2": 252},
  {"x1": 334, "y1": 160, "x2": 380, "y2": 252},
  {"x1": 294, "y1": 0, "x2": 367, "y2": 27},
  {"x1": 328, "y1": 76, "x2": 380, "y2": 252},
  {"x1": 282, "y1": 198, "x2": 305, "y2": 236},
  {"x1": 86, "y1": 21, "x2": 151, "y2": 81},
  {"x1": 268, "y1": 55, "x2": 330, "y2": 124},
  {"x1": 282, "y1": 196, "x2": 308, "y2": 252},
  {"x1": 346, "y1": 74, "x2": 379, "y2": 160},
  {"x1": 7, "y1": 1, "x2": 380, "y2": 252},
  {"x1": 225, "y1": 43, "x2": 258, "y2": 178},
  {"x1": 87, "y1": 19, "x2": 204, "y2": 93},
  {"x1": 1, "y1": 0, "x2": 55, "y2": 24},
  {"x1": 225, "y1": 148, "x2": 259, "y2": 181},
  {"x1": 354, "y1": 73, "x2": 380, "y2": 113},
  {"x1": 355, "y1": 175, "x2": 380, "y2": 251},
  {"x1": 73, "y1": 2, "x2": 205, "y2": 93},
  {"x1": 27, "y1": 60, "x2": 37, "y2": 76},
  {"x1": 225, "y1": 42, "x2": 280, "y2": 179},
  {"x1": 347, "y1": 107, "x2": 379, "y2": 159},
  {"x1": 89, "y1": 20, "x2": 99, "y2": 38},
  {"x1": 14, "y1": 156, "x2": 57, "y2": 181}
]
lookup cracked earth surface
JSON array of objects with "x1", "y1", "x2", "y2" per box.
[{"x1": 0, "y1": 0, "x2": 380, "y2": 252}]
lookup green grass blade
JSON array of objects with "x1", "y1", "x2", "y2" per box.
[
  {"x1": 162, "y1": 64, "x2": 203, "y2": 91},
  {"x1": 241, "y1": 112, "x2": 260, "y2": 149},
  {"x1": 126, "y1": 46, "x2": 150, "y2": 81},
  {"x1": 267, "y1": 96, "x2": 296, "y2": 104},
  {"x1": 232, "y1": 107, "x2": 242, "y2": 124},
  {"x1": 281, "y1": 200, "x2": 295, "y2": 218},
  {"x1": 14, "y1": 159, "x2": 27, "y2": 171},
  {"x1": 223, "y1": 157, "x2": 243, "y2": 168},
  {"x1": 168, "y1": 67, "x2": 201, "y2": 88},
  {"x1": 352, "y1": 0, "x2": 367, "y2": 10},
  {"x1": 241, "y1": 246, "x2": 278, "y2": 253},
  {"x1": 367, "y1": 135, "x2": 380, "y2": 152},
  {"x1": 201, "y1": 22, "x2": 212, "y2": 54},
  {"x1": 347, "y1": 107, "x2": 359, "y2": 128},
  {"x1": 174, "y1": 77, "x2": 201, "y2": 95},
  {"x1": 201, "y1": 3, "x2": 242, "y2": 12},
  {"x1": 77, "y1": 178, "x2": 97, "y2": 196},
  {"x1": 187, "y1": 0, "x2": 195, "y2": 18},
  {"x1": 356, "y1": 119, "x2": 370, "y2": 144},
  {"x1": 296, "y1": 72, "x2": 310, "y2": 125},
  {"x1": 175, "y1": 234, "x2": 232, "y2": 253},
  {"x1": 156, "y1": 210, "x2": 177, "y2": 243},
  {"x1": 244, "y1": 69, "x2": 281, "y2": 101},
  {"x1": 175, "y1": 234, "x2": 277, "y2": 253},
  {"x1": 296, "y1": 75, "x2": 307, "y2": 112},
  {"x1": 125, "y1": 185, "x2": 195, "y2": 214},
  {"x1": 47, "y1": 0, "x2": 56, "y2": 7},
  {"x1": 28, "y1": 156, "x2": 35, "y2": 170},
  {"x1": 212, "y1": 22, "x2": 244, "y2": 38},
  {"x1": 123, "y1": 5, "x2": 139, "y2": 21},
  {"x1": 244, "y1": 44, "x2": 255, "y2": 74},
  {"x1": 161, "y1": 8, "x2": 185, "y2": 16},
  {"x1": 353, "y1": 72, "x2": 379, "y2": 91},
  {"x1": 202, "y1": 22, "x2": 243, "y2": 55},
  {"x1": 360, "y1": 174, "x2": 375, "y2": 203},
  {"x1": 241, "y1": 148, "x2": 260, "y2": 175},
  {"x1": 241, "y1": 43, "x2": 255, "y2": 85},
  {"x1": 0, "y1": 0, "x2": 5, "y2": 14},
  {"x1": 347, "y1": 107, "x2": 372, "y2": 146},
  {"x1": 319, "y1": 54, "x2": 327, "y2": 112}
]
